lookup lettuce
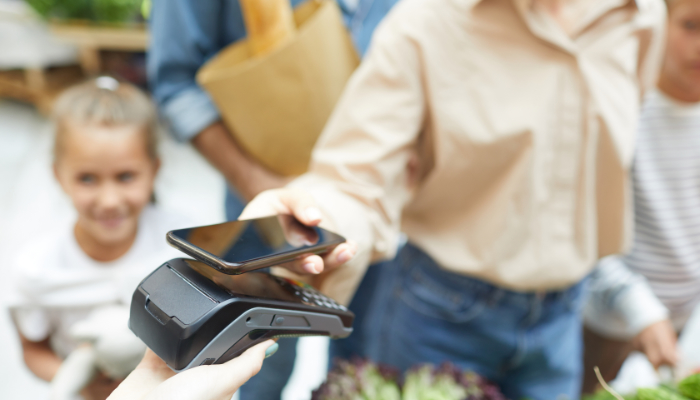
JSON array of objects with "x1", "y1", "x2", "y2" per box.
[{"x1": 313, "y1": 359, "x2": 505, "y2": 400}]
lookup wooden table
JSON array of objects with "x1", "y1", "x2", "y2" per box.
[
  {"x1": 0, "y1": 22, "x2": 149, "y2": 113},
  {"x1": 49, "y1": 22, "x2": 149, "y2": 75}
]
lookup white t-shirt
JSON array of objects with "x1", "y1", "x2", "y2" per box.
[{"x1": 9, "y1": 206, "x2": 192, "y2": 359}]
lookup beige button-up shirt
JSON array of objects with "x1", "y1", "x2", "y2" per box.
[{"x1": 289, "y1": 0, "x2": 666, "y2": 304}]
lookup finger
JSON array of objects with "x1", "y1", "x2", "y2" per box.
[
  {"x1": 136, "y1": 349, "x2": 168, "y2": 370},
  {"x1": 138, "y1": 349, "x2": 177, "y2": 380},
  {"x1": 239, "y1": 190, "x2": 290, "y2": 220},
  {"x1": 277, "y1": 188, "x2": 323, "y2": 226},
  {"x1": 660, "y1": 342, "x2": 679, "y2": 367},
  {"x1": 280, "y1": 254, "x2": 325, "y2": 275},
  {"x1": 278, "y1": 214, "x2": 320, "y2": 247},
  {"x1": 278, "y1": 241, "x2": 357, "y2": 275},
  {"x1": 145, "y1": 340, "x2": 275, "y2": 400},
  {"x1": 646, "y1": 345, "x2": 662, "y2": 369},
  {"x1": 205, "y1": 341, "x2": 275, "y2": 400},
  {"x1": 218, "y1": 339, "x2": 274, "y2": 377},
  {"x1": 661, "y1": 352, "x2": 679, "y2": 367},
  {"x1": 321, "y1": 241, "x2": 357, "y2": 270}
]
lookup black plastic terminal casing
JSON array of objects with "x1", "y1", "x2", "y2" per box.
[{"x1": 129, "y1": 258, "x2": 354, "y2": 371}]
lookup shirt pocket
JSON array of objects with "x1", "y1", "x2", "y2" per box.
[{"x1": 399, "y1": 262, "x2": 486, "y2": 324}]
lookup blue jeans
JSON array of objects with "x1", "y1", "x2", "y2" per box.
[
  {"x1": 225, "y1": 186, "x2": 298, "y2": 400},
  {"x1": 365, "y1": 243, "x2": 586, "y2": 400},
  {"x1": 328, "y1": 260, "x2": 387, "y2": 366}
]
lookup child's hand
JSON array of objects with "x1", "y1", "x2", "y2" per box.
[
  {"x1": 80, "y1": 372, "x2": 122, "y2": 400},
  {"x1": 107, "y1": 341, "x2": 275, "y2": 400},
  {"x1": 634, "y1": 319, "x2": 679, "y2": 369}
]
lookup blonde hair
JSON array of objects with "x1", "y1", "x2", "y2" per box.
[{"x1": 52, "y1": 77, "x2": 158, "y2": 161}]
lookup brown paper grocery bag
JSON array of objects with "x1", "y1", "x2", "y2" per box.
[{"x1": 196, "y1": 0, "x2": 360, "y2": 176}]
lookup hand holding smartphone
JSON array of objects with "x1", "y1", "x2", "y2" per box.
[
  {"x1": 128, "y1": 214, "x2": 355, "y2": 373},
  {"x1": 166, "y1": 215, "x2": 346, "y2": 275}
]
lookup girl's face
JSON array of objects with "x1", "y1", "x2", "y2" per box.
[
  {"x1": 54, "y1": 121, "x2": 159, "y2": 248},
  {"x1": 663, "y1": 0, "x2": 700, "y2": 98}
]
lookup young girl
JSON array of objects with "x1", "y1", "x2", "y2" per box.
[{"x1": 9, "y1": 77, "x2": 189, "y2": 400}]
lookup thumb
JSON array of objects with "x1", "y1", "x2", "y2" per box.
[
  {"x1": 240, "y1": 188, "x2": 323, "y2": 227},
  {"x1": 216, "y1": 339, "x2": 274, "y2": 383},
  {"x1": 145, "y1": 340, "x2": 274, "y2": 400},
  {"x1": 277, "y1": 189, "x2": 323, "y2": 226}
]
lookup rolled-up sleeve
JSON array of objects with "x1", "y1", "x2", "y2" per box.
[
  {"x1": 147, "y1": 0, "x2": 400, "y2": 141},
  {"x1": 147, "y1": 0, "x2": 245, "y2": 141},
  {"x1": 584, "y1": 256, "x2": 669, "y2": 339},
  {"x1": 160, "y1": 87, "x2": 220, "y2": 142},
  {"x1": 290, "y1": 6, "x2": 425, "y2": 268}
]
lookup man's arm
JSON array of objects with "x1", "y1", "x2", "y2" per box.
[
  {"x1": 148, "y1": 0, "x2": 287, "y2": 200},
  {"x1": 192, "y1": 122, "x2": 289, "y2": 201},
  {"x1": 287, "y1": 3, "x2": 426, "y2": 264}
]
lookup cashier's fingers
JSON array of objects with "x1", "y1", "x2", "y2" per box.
[
  {"x1": 142, "y1": 340, "x2": 275, "y2": 400},
  {"x1": 137, "y1": 348, "x2": 175, "y2": 373},
  {"x1": 240, "y1": 188, "x2": 323, "y2": 226},
  {"x1": 107, "y1": 349, "x2": 175, "y2": 400}
]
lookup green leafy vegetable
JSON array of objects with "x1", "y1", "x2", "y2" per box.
[
  {"x1": 582, "y1": 390, "x2": 637, "y2": 400},
  {"x1": 25, "y1": 0, "x2": 142, "y2": 23},
  {"x1": 637, "y1": 387, "x2": 691, "y2": 400},
  {"x1": 313, "y1": 359, "x2": 505, "y2": 400},
  {"x1": 311, "y1": 358, "x2": 401, "y2": 400},
  {"x1": 679, "y1": 374, "x2": 700, "y2": 400}
]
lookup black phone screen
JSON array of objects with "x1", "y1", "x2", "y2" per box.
[
  {"x1": 169, "y1": 216, "x2": 345, "y2": 265},
  {"x1": 184, "y1": 259, "x2": 306, "y2": 303}
]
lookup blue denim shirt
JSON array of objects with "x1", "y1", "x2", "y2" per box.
[{"x1": 148, "y1": 0, "x2": 399, "y2": 142}]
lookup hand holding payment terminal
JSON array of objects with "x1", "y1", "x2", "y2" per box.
[{"x1": 129, "y1": 217, "x2": 354, "y2": 372}]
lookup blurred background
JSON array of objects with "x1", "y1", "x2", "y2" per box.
[
  {"x1": 4, "y1": 0, "x2": 700, "y2": 399},
  {"x1": 0, "y1": 0, "x2": 329, "y2": 398}
]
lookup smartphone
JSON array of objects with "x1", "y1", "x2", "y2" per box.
[{"x1": 166, "y1": 215, "x2": 346, "y2": 274}]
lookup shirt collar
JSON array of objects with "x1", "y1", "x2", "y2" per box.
[
  {"x1": 511, "y1": 0, "x2": 642, "y2": 10},
  {"x1": 510, "y1": 0, "x2": 642, "y2": 54}
]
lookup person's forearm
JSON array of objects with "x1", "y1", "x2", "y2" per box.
[
  {"x1": 192, "y1": 121, "x2": 289, "y2": 201},
  {"x1": 21, "y1": 337, "x2": 62, "y2": 381}
]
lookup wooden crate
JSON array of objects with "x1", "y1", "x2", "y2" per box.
[
  {"x1": 0, "y1": 22, "x2": 149, "y2": 113},
  {"x1": 0, "y1": 66, "x2": 84, "y2": 114},
  {"x1": 49, "y1": 22, "x2": 149, "y2": 75}
]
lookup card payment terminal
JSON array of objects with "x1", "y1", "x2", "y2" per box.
[{"x1": 129, "y1": 258, "x2": 353, "y2": 372}]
